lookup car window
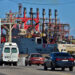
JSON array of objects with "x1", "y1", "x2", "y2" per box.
[
  {"x1": 11, "y1": 48, "x2": 17, "y2": 53},
  {"x1": 71, "y1": 55, "x2": 75, "y2": 58},
  {"x1": 31, "y1": 54, "x2": 42, "y2": 57},
  {"x1": 4, "y1": 47, "x2": 10, "y2": 53},
  {"x1": 54, "y1": 53, "x2": 71, "y2": 57}
]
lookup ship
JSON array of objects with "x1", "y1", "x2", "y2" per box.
[{"x1": 1, "y1": 4, "x2": 75, "y2": 55}]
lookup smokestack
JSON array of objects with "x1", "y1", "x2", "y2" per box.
[
  {"x1": 30, "y1": 8, "x2": 33, "y2": 25},
  {"x1": 18, "y1": 3, "x2": 22, "y2": 17},
  {"x1": 23, "y1": 7, "x2": 26, "y2": 18},
  {"x1": 36, "y1": 8, "x2": 39, "y2": 18},
  {"x1": 42, "y1": 9, "x2": 45, "y2": 34},
  {"x1": 49, "y1": 9, "x2": 51, "y2": 24},
  {"x1": 55, "y1": 9, "x2": 58, "y2": 25}
]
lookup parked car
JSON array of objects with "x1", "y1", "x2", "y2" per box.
[
  {"x1": 44, "y1": 52, "x2": 74, "y2": 71},
  {"x1": 25, "y1": 53, "x2": 45, "y2": 66}
]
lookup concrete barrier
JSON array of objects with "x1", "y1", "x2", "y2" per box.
[{"x1": 17, "y1": 57, "x2": 26, "y2": 66}]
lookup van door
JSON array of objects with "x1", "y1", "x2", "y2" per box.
[
  {"x1": 11, "y1": 47, "x2": 19, "y2": 62},
  {"x1": 3, "y1": 47, "x2": 11, "y2": 62}
]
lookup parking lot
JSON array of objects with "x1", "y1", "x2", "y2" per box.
[{"x1": 0, "y1": 65, "x2": 75, "y2": 75}]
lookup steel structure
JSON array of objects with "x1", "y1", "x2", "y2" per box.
[
  {"x1": 16, "y1": 4, "x2": 39, "y2": 32},
  {"x1": 0, "y1": 3, "x2": 70, "y2": 44},
  {"x1": 40, "y1": 9, "x2": 70, "y2": 44}
]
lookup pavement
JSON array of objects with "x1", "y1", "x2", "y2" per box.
[
  {"x1": 0, "y1": 65, "x2": 75, "y2": 75},
  {"x1": 0, "y1": 57, "x2": 75, "y2": 75}
]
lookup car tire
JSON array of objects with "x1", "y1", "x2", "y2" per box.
[
  {"x1": 9, "y1": 63, "x2": 11, "y2": 66},
  {"x1": 25, "y1": 62, "x2": 28, "y2": 66},
  {"x1": 37, "y1": 64, "x2": 40, "y2": 66},
  {"x1": 44, "y1": 65, "x2": 47, "y2": 70},
  {"x1": 29, "y1": 63, "x2": 31, "y2": 66},
  {"x1": 51, "y1": 67, "x2": 55, "y2": 71},
  {"x1": 51, "y1": 62, "x2": 55, "y2": 71},
  {"x1": 61, "y1": 67, "x2": 65, "y2": 71},
  {"x1": 13, "y1": 62, "x2": 17, "y2": 66},
  {"x1": 69, "y1": 67, "x2": 73, "y2": 71},
  {"x1": 0, "y1": 62, "x2": 2, "y2": 66}
]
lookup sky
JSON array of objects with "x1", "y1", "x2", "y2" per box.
[{"x1": 0, "y1": 0, "x2": 75, "y2": 37}]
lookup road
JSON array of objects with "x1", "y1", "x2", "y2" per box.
[{"x1": 0, "y1": 65, "x2": 75, "y2": 75}]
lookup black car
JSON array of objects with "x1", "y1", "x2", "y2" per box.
[{"x1": 44, "y1": 52, "x2": 74, "y2": 71}]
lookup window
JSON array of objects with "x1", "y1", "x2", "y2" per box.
[
  {"x1": 54, "y1": 53, "x2": 71, "y2": 58},
  {"x1": 11, "y1": 48, "x2": 17, "y2": 53},
  {"x1": 31, "y1": 54, "x2": 42, "y2": 57},
  {"x1": 4, "y1": 47, "x2": 10, "y2": 53}
]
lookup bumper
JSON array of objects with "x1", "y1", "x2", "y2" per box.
[
  {"x1": 31, "y1": 60, "x2": 44, "y2": 64},
  {"x1": 55, "y1": 61, "x2": 74, "y2": 67}
]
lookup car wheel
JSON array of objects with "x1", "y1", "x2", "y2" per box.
[
  {"x1": 51, "y1": 67, "x2": 55, "y2": 71},
  {"x1": 25, "y1": 62, "x2": 28, "y2": 66},
  {"x1": 61, "y1": 67, "x2": 65, "y2": 71},
  {"x1": 9, "y1": 63, "x2": 11, "y2": 66},
  {"x1": 0, "y1": 62, "x2": 2, "y2": 66},
  {"x1": 37, "y1": 64, "x2": 40, "y2": 66},
  {"x1": 13, "y1": 62, "x2": 17, "y2": 66},
  {"x1": 69, "y1": 67, "x2": 73, "y2": 71},
  {"x1": 44, "y1": 65, "x2": 47, "y2": 70},
  {"x1": 29, "y1": 63, "x2": 31, "y2": 66},
  {"x1": 51, "y1": 62, "x2": 55, "y2": 71}
]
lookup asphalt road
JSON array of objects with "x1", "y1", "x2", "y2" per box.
[{"x1": 0, "y1": 65, "x2": 75, "y2": 75}]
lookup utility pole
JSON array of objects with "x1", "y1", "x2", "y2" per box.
[{"x1": 9, "y1": 24, "x2": 12, "y2": 42}]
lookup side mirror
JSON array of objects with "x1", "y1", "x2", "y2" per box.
[
  {"x1": 26, "y1": 56, "x2": 28, "y2": 59},
  {"x1": 45, "y1": 56, "x2": 50, "y2": 60}
]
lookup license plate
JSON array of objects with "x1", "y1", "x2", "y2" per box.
[
  {"x1": 62, "y1": 60, "x2": 68, "y2": 61},
  {"x1": 5, "y1": 56, "x2": 10, "y2": 58},
  {"x1": 35, "y1": 59, "x2": 40, "y2": 60}
]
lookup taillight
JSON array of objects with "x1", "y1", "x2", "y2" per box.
[
  {"x1": 68, "y1": 58, "x2": 74, "y2": 61},
  {"x1": 1, "y1": 53, "x2": 3, "y2": 57},
  {"x1": 40, "y1": 58, "x2": 43, "y2": 61},
  {"x1": 56, "y1": 58, "x2": 61, "y2": 61}
]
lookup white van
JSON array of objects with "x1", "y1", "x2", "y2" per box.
[{"x1": 0, "y1": 42, "x2": 19, "y2": 66}]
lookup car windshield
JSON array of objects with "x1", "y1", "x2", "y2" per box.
[
  {"x1": 31, "y1": 54, "x2": 42, "y2": 57},
  {"x1": 4, "y1": 47, "x2": 10, "y2": 53},
  {"x1": 11, "y1": 48, "x2": 17, "y2": 53},
  {"x1": 54, "y1": 53, "x2": 71, "y2": 58}
]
